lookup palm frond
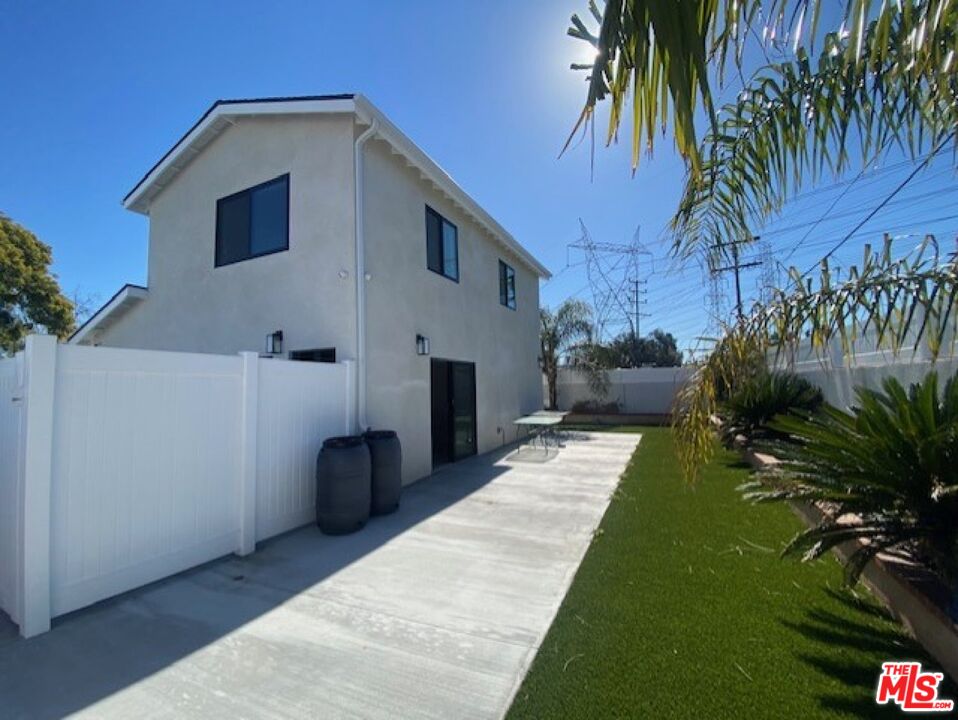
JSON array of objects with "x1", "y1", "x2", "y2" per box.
[
  {"x1": 671, "y1": 3, "x2": 958, "y2": 256},
  {"x1": 673, "y1": 236, "x2": 958, "y2": 482},
  {"x1": 567, "y1": 1, "x2": 957, "y2": 247}
]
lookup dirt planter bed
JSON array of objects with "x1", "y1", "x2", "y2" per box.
[{"x1": 743, "y1": 447, "x2": 958, "y2": 683}]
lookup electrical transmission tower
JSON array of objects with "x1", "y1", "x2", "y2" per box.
[
  {"x1": 754, "y1": 237, "x2": 780, "y2": 306},
  {"x1": 567, "y1": 221, "x2": 653, "y2": 341},
  {"x1": 706, "y1": 271, "x2": 729, "y2": 334}
]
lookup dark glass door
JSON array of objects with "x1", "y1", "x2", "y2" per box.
[
  {"x1": 431, "y1": 359, "x2": 452, "y2": 465},
  {"x1": 430, "y1": 359, "x2": 477, "y2": 466},
  {"x1": 451, "y1": 362, "x2": 476, "y2": 460}
]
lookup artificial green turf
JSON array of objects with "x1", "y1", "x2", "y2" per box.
[{"x1": 507, "y1": 426, "x2": 955, "y2": 719}]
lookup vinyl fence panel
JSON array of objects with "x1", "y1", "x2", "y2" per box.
[
  {"x1": 3, "y1": 337, "x2": 353, "y2": 637},
  {"x1": 255, "y1": 358, "x2": 350, "y2": 541},
  {"x1": 0, "y1": 355, "x2": 24, "y2": 624},
  {"x1": 48, "y1": 345, "x2": 244, "y2": 617},
  {"x1": 779, "y1": 338, "x2": 958, "y2": 409}
]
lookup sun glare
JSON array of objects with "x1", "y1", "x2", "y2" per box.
[{"x1": 572, "y1": 42, "x2": 599, "y2": 66}]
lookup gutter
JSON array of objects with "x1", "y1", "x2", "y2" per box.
[{"x1": 354, "y1": 118, "x2": 378, "y2": 432}]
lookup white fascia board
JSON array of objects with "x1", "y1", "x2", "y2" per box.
[
  {"x1": 121, "y1": 95, "x2": 551, "y2": 279},
  {"x1": 68, "y1": 285, "x2": 148, "y2": 345},
  {"x1": 122, "y1": 99, "x2": 357, "y2": 214},
  {"x1": 353, "y1": 95, "x2": 551, "y2": 279}
]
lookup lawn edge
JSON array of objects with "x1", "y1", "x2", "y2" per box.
[{"x1": 498, "y1": 432, "x2": 643, "y2": 719}]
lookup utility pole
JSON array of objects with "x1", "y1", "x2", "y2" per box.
[
  {"x1": 711, "y1": 237, "x2": 762, "y2": 320},
  {"x1": 631, "y1": 278, "x2": 649, "y2": 337}
]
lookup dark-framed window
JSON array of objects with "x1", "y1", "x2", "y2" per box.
[
  {"x1": 289, "y1": 348, "x2": 336, "y2": 363},
  {"x1": 215, "y1": 174, "x2": 289, "y2": 267},
  {"x1": 499, "y1": 260, "x2": 516, "y2": 309},
  {"x1": 425, "y1": 206, "x2": 459, "y2": 281}
]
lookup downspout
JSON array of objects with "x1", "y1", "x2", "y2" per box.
[{"x1": 354, "y1": 117, "x2": 378, "y2": 432}]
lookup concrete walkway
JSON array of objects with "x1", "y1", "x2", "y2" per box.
[{"x1": 0, "y1": 431, "x2": 640, "y2": 720}]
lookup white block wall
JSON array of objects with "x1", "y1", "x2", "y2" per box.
[
  {"x1": 551, "y1": 366, "x2": 695, "y2": 415},
  {"x1": 778, "y1": 337, "x2": 958, "y2": 409}
]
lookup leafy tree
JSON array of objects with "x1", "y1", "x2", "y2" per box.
[
  {"x1": 540, "y1": 299, "x2": 605, "y2": 409},
  {"x1": 0, "y1": 214, "x2": 75, "y2": 353},
  {"x1": 592, "y1": 329, "x2": 683, "y2": 368}
]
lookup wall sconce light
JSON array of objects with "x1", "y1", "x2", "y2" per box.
[
  {"x1": 415, "y1": 334, "x2": 430, "y2": 356},
  {"x1": 266, "y1": 330, "x2": 284, "y2": 355}
]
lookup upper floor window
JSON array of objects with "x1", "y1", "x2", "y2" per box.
[
  {"x1": 499, "y1": 260, "x2": 516, "y2": 309},
  {"x1": 425, "y1": 206, "x2": 459, "y2": 281},
  {"x1": 215, "y1": 174, "x2": 289, "y2": 267}
]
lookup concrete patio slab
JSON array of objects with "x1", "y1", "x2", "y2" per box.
[{"x1": 0, "y1": 431, "x2": 640, "y2": 720}]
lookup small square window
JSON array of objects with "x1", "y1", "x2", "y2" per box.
[
  {"x1": 499, "y1": 260, "x2": 516, "y2": 309},
  {"x1": 289, "y1": 348, "x2": 336, "y2": 363}
]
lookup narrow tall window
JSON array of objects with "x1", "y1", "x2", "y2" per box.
[
  {"x1": 215, "y1": 174, "x2": 289, "y2": 267},
  {"x1": 425, "y1": 206, "x2": 459, "y2": 281},
  {"x1": 499, "y1": 260, "x2": 516, "y2": 309}
]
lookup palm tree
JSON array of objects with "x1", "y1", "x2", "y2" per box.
[
  {"x1": 564, "y1": 2, "x2": 958, "y2": 479},
  {"x1": 674, "y1": 235, "x2": 958, "y2": 480},
  {"x1": 540, "y1": 299, "x2": 596, "y2": 410},
  {"x1": 566, "y1": 0, "x2": 957, "y2": 258}
]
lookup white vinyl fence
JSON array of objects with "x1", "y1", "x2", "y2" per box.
[
  {"x1": 549, "y1": 343, "x2": 958, "y2": 419},
  {"x1": 778, "y1": 338, "x2": 958, "y2": 408},
  {"x1": 549, "y1": 366, "x2": 694, "y2": 415},
  {"x1": 0, "y1": 336, "x2": 352, "y2": 637},
  {"x1": 0, "y1": 356, "x2": 23, "y2": 628}
]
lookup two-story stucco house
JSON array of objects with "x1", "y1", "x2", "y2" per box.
[{"x1": 71, "y1": 94, "x2": 550, "y2": 485}]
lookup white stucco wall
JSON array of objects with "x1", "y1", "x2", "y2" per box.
[
  {"x1": 93, "y1": 113, "x2": 544, "y2": 486},
  {"x1": 97, "y1": 114, "x2": 357, "y2": 356},
  {"x1": 362, "y1": 138, "x2": 543, "y2": 484}
]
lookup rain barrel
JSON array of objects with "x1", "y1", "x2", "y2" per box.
[
  {"x1": 316, "y1": 435, "x2": 371, "y2": 534},
  {"x1": 364, "y1": 430, "x2": 402, "y2": 515}
]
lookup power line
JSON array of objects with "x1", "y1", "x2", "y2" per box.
[
  {"x1": 779, "y1": 167, "x2": 867, "y2": 264},
  {"x1": 800, "y1": 132, "x2": 956, "y2": 279},
  {"x1": 761, "y1": 176, "x2": 957, "y2": 241}
]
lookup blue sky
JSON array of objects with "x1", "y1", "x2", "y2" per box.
[{"x1": 2, "y1": 1, "x2": 956, "y2": 356}]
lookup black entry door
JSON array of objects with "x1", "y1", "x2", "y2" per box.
[{"x1": 431, "y1": 359, "x2": 477, "y2": 466}]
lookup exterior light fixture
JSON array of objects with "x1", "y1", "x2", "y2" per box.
[
  {"x1": 415, "y1": 334, "x2": 430, "y2": 356},
  {"x1": 266, "y1": 330, "x2": 284, "y2": 355}
]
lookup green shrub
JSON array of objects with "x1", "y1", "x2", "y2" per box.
[
  {"x1": 744, "y1": 371, "x2": 958, "y2": 598},
  {"x1": 721, "y1": 370, "x2": 823, "y2": 442},
  {"x1": 570, "y1": 399, "x2": 620, "y2": 414}
]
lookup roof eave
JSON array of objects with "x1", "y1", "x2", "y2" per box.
[
  {"x1": 122, "y1": 97, "x2": 357, "y2": 214},
  {"x1": 69, "y1": 284, "x2": 149, "y2": 345},
  {"x1": 122, "y1": 95, "x2": 551, "y2": 279},
  {"x1": 353, "y1": 95, "x2": 551, "y2": 279}
]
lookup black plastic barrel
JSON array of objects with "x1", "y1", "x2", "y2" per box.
[
  {"x1": 316, "y1": 435, "x2": 371, "y2": 534},
  {"x1": 364, "y1": 430, "x2": 402, "y2": 515}
]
